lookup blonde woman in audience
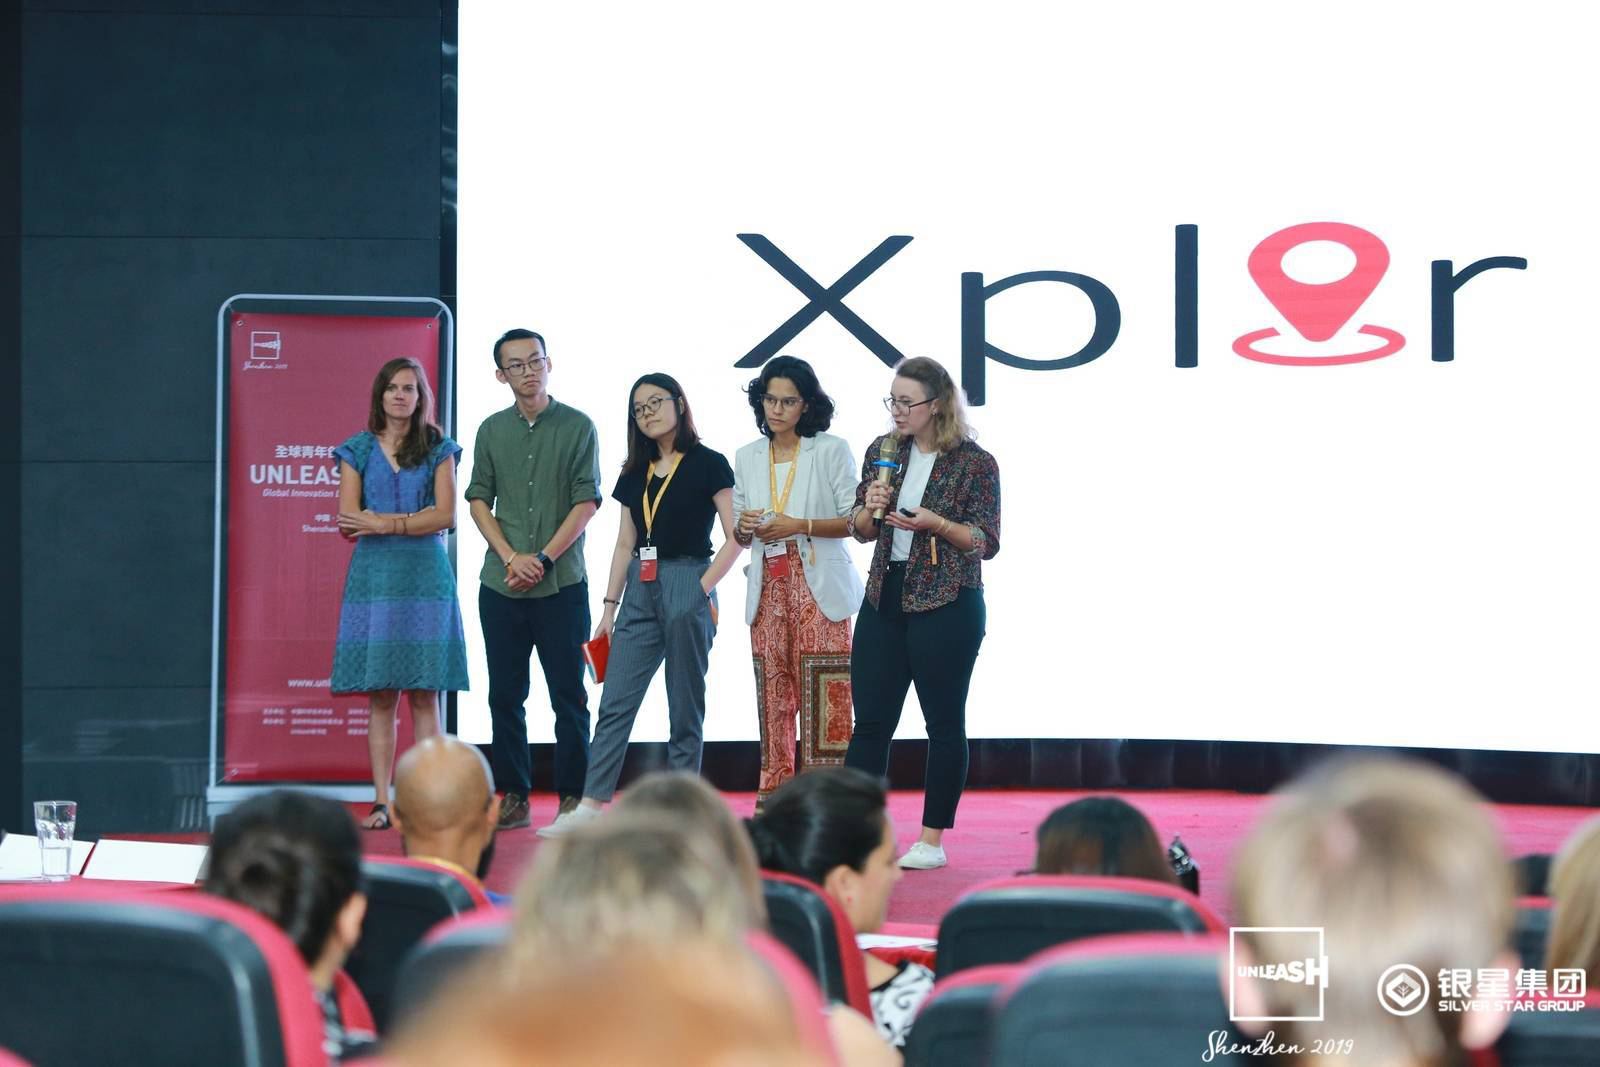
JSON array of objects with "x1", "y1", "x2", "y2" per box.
[
  {"x1": 613, "y1": 770, "x2": 767, "y2": 924},
  {"x1": 1547, "y1": 814, "x2": 1600, "y2": 987},
  {"x1": 390, "y1": 941, "x2": 827, "y2": 1067},
  {"x1": 513, "y1": 812, "x2": 898, "y2": 1067},
  {"x1": 749, "y1": 767, "x2": 933, "y2": 1049},
  {"x1": 1229, "y1": 758, "x2": 1517, "y2": 1067}
]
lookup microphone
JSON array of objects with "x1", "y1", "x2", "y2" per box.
[{"x1": 871, "y1": 433, "x2": 900, "y2": 521}]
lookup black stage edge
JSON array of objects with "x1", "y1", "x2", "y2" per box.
[
  {"x1": 505, "y1": 739, "x2": 1600, "y2": 808},
  {"x1": 0, "y1": 0, "x2": 21, "y2": 834}
]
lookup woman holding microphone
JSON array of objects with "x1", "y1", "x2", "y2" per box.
[
  {"x1": 538, "y1": 372, "x2": 741, "y2": 837},
  {"x1": 846, "y1": 356, "x2": 999, "y2": 870},
  {"x1": 731, "y1": 356, "x2": 863, "y2": 809}
]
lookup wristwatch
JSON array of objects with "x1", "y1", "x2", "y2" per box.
[{"x1": 535, "y1": 551, "x2": 553, "y2": 570}]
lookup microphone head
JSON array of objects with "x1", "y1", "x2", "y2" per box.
[{"x1": 878, "y1": 433, "x2": 899, "y2": 460}]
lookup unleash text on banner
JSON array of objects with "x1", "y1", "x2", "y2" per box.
[{"x1": 224, "y1": 312, "x2": 442, "y2": 782}]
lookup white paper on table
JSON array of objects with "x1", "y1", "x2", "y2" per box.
[
  {"x1": 80, "y1": 839, "x2": 209, "y2": 884},
  {"x1": 856, "y1": 932, "x2": 938, "y2": 950},
  {"x1": 0, "y1": 833, "x2": 96, "y2": 879}
]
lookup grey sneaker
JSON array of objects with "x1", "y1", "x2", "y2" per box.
[
  {"x1": 898, "y1": 842, "x2": 947, "y2": 870},
  {"x1": 536, "y1": 803, "x2": 601, "y2": 839},
  {"x1": 496, "y1": 793, "x2": 531, "y2": 830}
]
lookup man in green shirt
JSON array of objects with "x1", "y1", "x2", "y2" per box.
[{"x1": 466, "y1": 329, "x2": 601, "y2": 829}]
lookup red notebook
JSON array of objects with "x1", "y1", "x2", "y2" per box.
[{"x1": 582, "y1": 632, "x2": 610, "y2": 685}]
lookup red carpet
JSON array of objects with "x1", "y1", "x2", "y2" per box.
[{"x1": 348, "y1": 788, "x2": 1597, "y2": 927}]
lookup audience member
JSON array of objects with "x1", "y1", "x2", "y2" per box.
[
  {"x1": 1229, "y1": 758, "x2": 1516, "y2": 1067},
  {"x1": 205, "y1": 791, "x2": 377, "y2": 1063},
  {"x1": 511, "y1": 811, "x2": 752, "y2": 962},
  {"x1": 613, "y1": 770, "x2": 767, "y2": 924},
  {"x1": 1031, "y1": 795, "x2": 1176, "y2": 883},
  {"x1": 391, "y1": 734, "x2": 507, "y2": 905},
  {"x1": 388, "y1": 941, "x2": 827, "y2": 1067},
  {"x1": 749, "y1": 767, "x2": 933, "y2": 1049},
  {"x1": 513, "y1": 805, "x2": 897, "y2": 1067},
  {"x1": 1547, "y1": 815, "x2": 1600, "y2": 988}
]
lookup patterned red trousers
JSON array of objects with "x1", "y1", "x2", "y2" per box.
[{"x1": 750, "y1": 541, "x2": 853, "y2": 800}]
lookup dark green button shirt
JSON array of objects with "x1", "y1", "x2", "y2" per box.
[{"x1": 465, "y1": 399, "x2": 602, "y2": 598}]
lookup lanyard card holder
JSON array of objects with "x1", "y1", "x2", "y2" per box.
[{"x1": 639, "y1": 545, "x2": 658, "y2": 582}]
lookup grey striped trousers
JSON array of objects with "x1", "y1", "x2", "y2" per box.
[{"x1": 583, "y1": 558, "x2": 717, "y2": 802}]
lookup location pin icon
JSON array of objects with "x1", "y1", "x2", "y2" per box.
[{"x1": 1247, "y1": 222, "x2": 1390, "y2": 342}]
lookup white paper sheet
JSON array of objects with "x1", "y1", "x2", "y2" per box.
[
  {"x1": 79, "y1": 839, "x2": 208, "y2": 884},
  {"x1": 0, "y1": 833, "x2": 96, "y2": 880}
]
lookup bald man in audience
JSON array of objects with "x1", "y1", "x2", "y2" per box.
[{"x1": 391, "y1": 735, "x2": 509, "y2": 905}]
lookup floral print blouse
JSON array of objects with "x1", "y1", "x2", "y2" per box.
[{"x1": 851, "y1": 434, "x2": 1000, "y2": 613}]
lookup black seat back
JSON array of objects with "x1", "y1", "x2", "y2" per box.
[
  {"x1": 344, "y1": 859, "x2": 483, "y2": 1032},
  {"x1": 937, "y1": 875, "x2": 1220, "y2": 978},
  {"x1": 760, "y1": 873, "x2": 869, "y2": 1012},
  {"x1": 0, "y1": 893, "x2": 317, "y2": 1067},
  {"x1": 991, "y1": 937, "x2": 1248, "y2": 1067},
  {"x1": 903, "y1": 967, "x2": 1013, "y2": 1067},
  {"x1": 393, "y1": 913, "x2": 512, "y2": 1018}
]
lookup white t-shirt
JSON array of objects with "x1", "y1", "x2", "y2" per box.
[{"x1": 890, "y1": 444, "x2": 937, "y2": 561}]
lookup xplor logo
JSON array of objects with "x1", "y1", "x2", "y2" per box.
[
  {"x1": 736, "y1": 226, "x2": 1528, "y2": 404},
  {"x1": 1229, "y1": 927, "x2": 1330, "y2": 1023}
]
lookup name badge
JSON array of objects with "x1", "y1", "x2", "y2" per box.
[
  {"x1": 639, "y1": 545, "x2": 658, "y2": 582},
  {"x1": 763, "y1": 540, "x2": 790, "y2": 580}
]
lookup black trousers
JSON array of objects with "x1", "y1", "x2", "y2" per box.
[
  {"x1": 845, "y1": 564, "x2": 986, "y2": 829},
  {"x1": 479, "y1": 581, "x2": 591, "y2": 799}
]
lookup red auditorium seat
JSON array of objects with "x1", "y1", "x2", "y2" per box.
[
  {"x1": 935, "y1": 874, "x2": 1224, "y2": 977},
  {"x1": 761, "y1": 871, "x2": 874, "y2": 1017},
  {"x1": 1497, "y1": 986, "x2": 1600, "y2": 1067},
  {"x1": 0, "y1": 882, "x2": 329, "y2": 1067},
  {"x1": 344, "y1": 857, "x2": 491, "y2": 1033},
  {"x1": 902, "y1": 963, "x2": 1018, "y2": 1067},
  {"x1": 989, "y1": 932, "x2": 1241, "y2": 1065}
]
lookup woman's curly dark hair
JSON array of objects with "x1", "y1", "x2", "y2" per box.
[{"x1": 744, "y1": 355, "x2": 835, "y2": 438}]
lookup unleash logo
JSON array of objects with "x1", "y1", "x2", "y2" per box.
[
  {"x1": 1230, "y1": 927, "x2": 1330, "y2": 1023},
  {"x1": 735, "y1": 226, "x2": 1527, "y2": 404}
]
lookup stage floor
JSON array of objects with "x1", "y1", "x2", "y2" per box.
[{"x1": 349, "y1": 788, "x2": 1595, "y2": 926}]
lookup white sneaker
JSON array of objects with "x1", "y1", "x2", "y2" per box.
[
  {"x1": 536, "y1": 803, "x2": 601, "y2": 838},
  {"x1": 898, "y1": 842, "x2": 947, "y2": 870}
]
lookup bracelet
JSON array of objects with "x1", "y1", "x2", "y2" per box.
[
  {"x1": 603, "y1": 597, "x2": 622, "y2": 607},
  {"x1": 807, "y1": 519, "x2": 814, "y2": 537},
  {"x1": 503, "y1": 552, "x2": 516, "y2": 568},
  {"x1": 400, "y1": 515, "x2": 409, "y2": 536},
  {"x1": 937, "y1": 517, "x2": 950, "y2": 538}
]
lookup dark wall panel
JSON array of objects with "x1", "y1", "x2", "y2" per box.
[
  {"x1": 21, "y1": 236, "x2": 441, "y2": 462},
  {"x1": 22, "y1": 11, "x2": 440, "y2": 239},
  {"x1": 16, "y1": 3, "x2": 448, "y2": 831},
  {"x1": 23, "y1": 687, "x2": 210, "y2": 835},
  {"x1": 2, "y1": 0, "x2": 22, "y2": 833}
]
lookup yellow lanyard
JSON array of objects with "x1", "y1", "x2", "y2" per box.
[
  {"x1": 769, "y1": 443, "x2": 815, "y2": 566},
  {"x1": 768, "y1": 444, "x2": 798, "y2": 517},
  {"x1": 641, "y1": 453, "x2": 684, "y2": 544}
]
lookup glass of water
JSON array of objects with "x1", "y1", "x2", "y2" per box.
[{"x1": 33, "y1": 800, "x2": 77, "y2": 882}]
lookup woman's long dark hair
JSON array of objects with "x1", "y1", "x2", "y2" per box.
[
  {"x1": 204, "y1": 791, "x2": 363, "y2": 965},
  {"x1": 745, "y1": 767, "x2": 886, "y2": 886},
  {"x1": 1033, "y1": 796, "x2": 1175, "y2": 884},
  {"x1": 743, "y1": 355, "x2": 835, "y2": 438},
  {"x1": 623, "y1": 372, "x2": 700, "y2": 476},
  {"x1": 367, "y1": 356, "x2": 442, "y2": 469}
]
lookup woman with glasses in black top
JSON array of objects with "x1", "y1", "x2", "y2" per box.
[{"x1": 538, "y1": 373, "x2": 742, "y2": 837}]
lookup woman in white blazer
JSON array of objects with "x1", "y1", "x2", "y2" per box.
[{"x1": 732, "y1": 356, "x2": 864, "y2": 807}]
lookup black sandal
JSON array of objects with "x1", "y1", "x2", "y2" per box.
[{"x1": 363, "y1": 803, "x2": 391, "y2": 830}]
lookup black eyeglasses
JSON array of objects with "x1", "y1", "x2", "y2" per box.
[
  {"x1": 502, "y1": 356, "x2": 548, "y2": 377},
  {"x1": 883, "y1": 396, "x2": 934, "y2": 415},
  {"x1": 632, "y1": 395, "x2": 671, "y2": 420}
]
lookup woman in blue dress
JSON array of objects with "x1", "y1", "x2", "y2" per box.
[{"x1": 333, "y1": 357, "x2": 470, "y2": 829}]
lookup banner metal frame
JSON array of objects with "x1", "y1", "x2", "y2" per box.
[{"x1": 209, "y1": 294, "x2": 455, "y2": 819}]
